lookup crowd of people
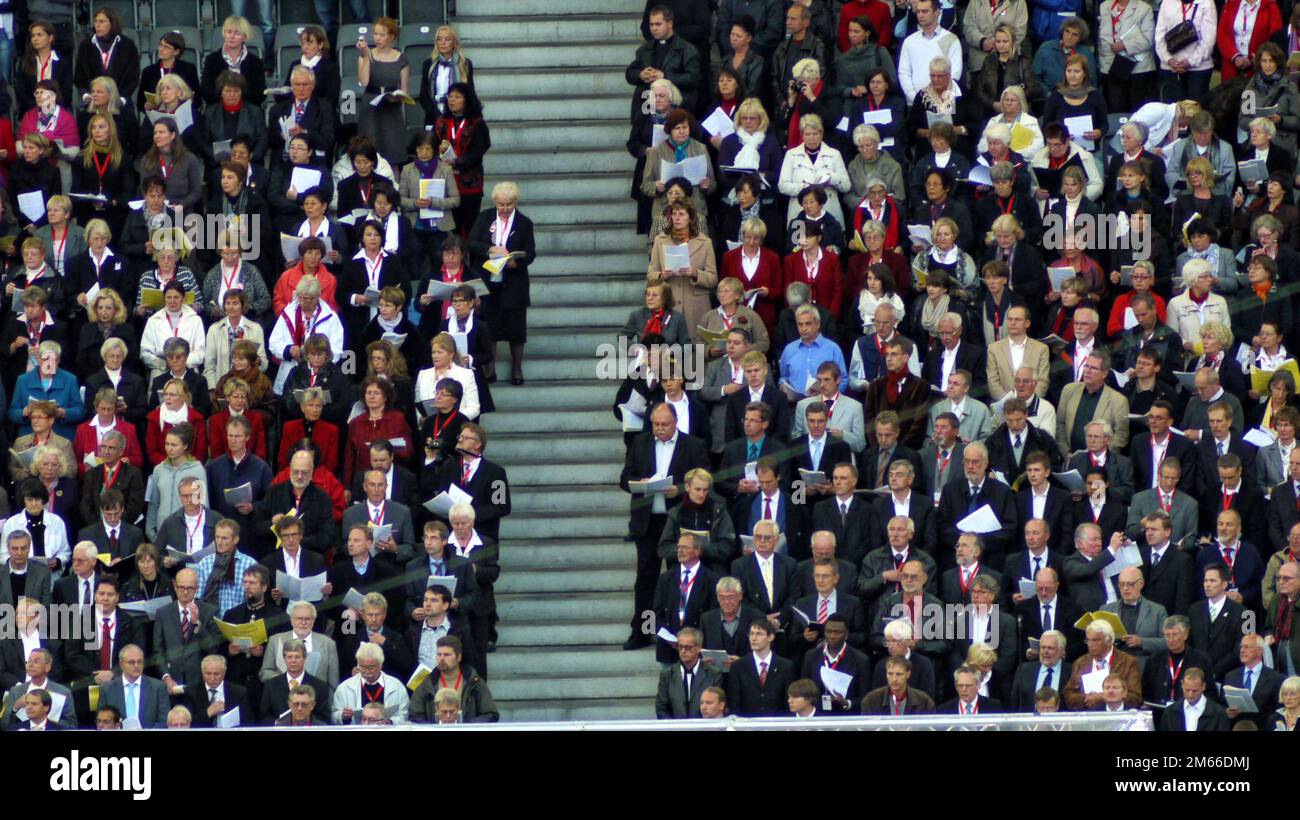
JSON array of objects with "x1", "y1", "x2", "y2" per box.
[
  {"x1": 0, "y1": 7, "x2": 535, "y2": 728},
  {"x1": 621, "y1": 0, "x2": 1300, "y2": 730}
]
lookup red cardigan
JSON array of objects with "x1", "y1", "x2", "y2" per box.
[
  {"x1": 1217, "y1": 0, "x2": 1283, "y2": 80},
  {"x1": 278, "y1": 417, "x2": 340, "y2": 472},
  {"x1": 343, "y1": 411, "x2": 413, "y2": 479},
  {"x1": 144, "y1": 406, "x2": 209, "y2": 466},
  {"x1": 72, "y1": 419, "x2": 145, "y2": 475},
  {"x1": 208, "y1": 409, "x2": 268, "y2": 462},
  {"x1": 837, "y1": 0, "x2": 894, "y2": 51},
  {"x1": 782, "y1": 249, "x2": 844, "y2": 318},
  {"x1": 721, "y1": 246, "x2": 784, "y2": 334}
]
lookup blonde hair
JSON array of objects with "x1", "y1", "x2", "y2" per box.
[
  {"x1": 1184, "y1": 155, "x2": 1217, "y2": 186},
  {"x1": 156, "y1": 73, "x2": 193, "y2": 101},
  {"x1": 792, "y1": 58, "x2": 821, "y2": 81},
  {"x1": 80, "y1": 112, "x2": 123, "y2": 167},
  {"x1": 432, "y1": 26, "x2": 470, "y2": 79},
  {"x1": 88, "y1": 76, "x2": 122, "y2": 114},
  {"x1": 734, "y1": 97, "x2": 769, "y2": 133},
  {"x1": 222, "y1": 15, "x2": 257, "y2": 44}
]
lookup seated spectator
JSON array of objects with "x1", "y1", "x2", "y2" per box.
[
  {"x1": 9, "y1": 341, "x2": 84, "y2": 439},
  {"x1": 207, "y1": 379, "x2": 268, "y2": 462},
  {"x1": 147, "y1": 338, "x2": 213, "y2": 419},
  {"x1": 74, "y1": 387, "x2": 144, "y2": 474}
]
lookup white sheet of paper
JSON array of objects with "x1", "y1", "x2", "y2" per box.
[
  {"x1": 1052, "y1": 469, "x2": 1085, "y2": 494},
  {"x1": 1113, "y1": 369, "x2": 1130, "y2": 388},
  {"x1": 343, "y1": 588, "x2": 368, "y2": 610},
  {"x1": 289, "y1": 166, "x2": 322, "y2": 194},
  {"x1": 819, "y1": 666, "x2": 853, "y2": 698},
  {"x1": 1063, "y1": 115, "x2": 1095, "y2": 150},
  {"x1": 662, "y1": 243, "x2": 691, "y2": 271},
  {"x1": 1081, "y1": 668, "x2": 1108, "y2": 694},
  {"x1": 651, "y1": 128, "x2": 668, "y2": 148},
  {"x1": 419, "y1": 178, "x2": 446, "y2": 220},
  {"x1": 956, "y1": 504, "x2": 1001, "y2": 534},
  {"x1": 1104, "y1": 544, "x2": 1143, "y2": 577},
  {"x1": 276, "y1": 570, "x2": 327, "y2": 602},
  {"x1": 623, "y1": 391, "x2": 648, "y2": 416},
  {"x1": 629, "y1": 476, "x2": 673, "y2": 494},
  {"x1": 426, "y1": 575, "x2": 458, "y2": 596},
  {"x1": 223, "y1": 482, "x2": 253, "y2": 506},
  {"x1": 119, "y1": 597, "x2": 173, "y2": 619},
  {"x1": 217, "y1": 706, "x2": 241, "y2": 728},
  {"x1": 701, "y1": 107, "x2": 735, "y2": 138},
  {"x1": 1018, "y1": 578, "x2": 1036, "y2": 598},
  {"x1": 1222, "y1": 685, "x2": 1258, "y2": 713},
  {"x1": 17, "y1": 191, "x2": 45, "y2": 223},
  {"x1": 835, "y1": 115, "x2": 850, "y2": 132},
  {"x1": 966, "y1": 164, "x2": 993, "y2": 187},
  {"x1": 1123, "y1": 307, "x2": 1138, "y2": 330},
  {"x1": 656, "y1": 626, "x2": 678, "y2": 643},
  {"x1": 1047, "y1": 266, "x2": 1074, "y2": 293},
  {"x1": 907, "y1": 224, "x2": 932, "y2": 246},
  {"x1": 744, "y1": 461, "x2": 758, "y2": 482},
  {"x1": 659, "y1": 154, "x2": 709, "y2": 185},
  {"x1": 122, "y1": 716, "x2": 143, "y2": 731},
  {"x1": 1244, "y1": 427, "x2": 1277, "y2": 448},
  {"x1": 450, "y1": 331, "x2": 469, "y2": 357},
  {"x1": 925, "y1": 111, "x2": 951, "y2": 127},
  {"x1": 862, "y1": 108, "x2": 892, "y2": 126}
]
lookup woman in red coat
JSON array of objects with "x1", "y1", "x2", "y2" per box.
[
  {"x1": 73, "y1": 387, "x2": 145, "y2": 474},
  {"x1": 278, "y1": 387, "x2": 340, "y2": 472},
  {"x1": 781, "y1": 221, "x2": 843, "y2": 317},
  {"x1": 207, "y1": 378, "x2": 268, "y2": 462},
  {"x1": 145, "y1": 378, "x2": 207, "y2": 466},
  {"x1": 720, "y1": 219, "x2": 783, "y2": 336},
  {"x1": 343, "y1": 376, "x2": 413, "y2": 480},
  {"x1": 1218, "y1": 0, "x2": 1283, "y2": 80}
]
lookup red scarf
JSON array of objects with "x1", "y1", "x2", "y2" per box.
[
  {"x1": 221, "y1": 101, "x2": 242, "y2": 114},
  {"x1": 787, "y1": 81, "x2": 826, "y2": 149},
  {"x1": 886, "y1": 369, "x2": 907, "y2": 402},
  {"x1": 1188, "y1": 289, "x2": 1209, "y2": 305},
  {"x1": 643, "y1": 309, "x2": 667, "y2": 338}
]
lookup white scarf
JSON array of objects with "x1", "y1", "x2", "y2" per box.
[
  {"x1": 300, "y1": 53, "x2": 322, "y2": 69},
  {"x1": 734, "y1": 128, "x2": 765, "y2": 173},
  {"x1": 159, "y1": 403, "x2": 189, "y2": 427},
  {"x1": 930, "y1": 245, "x2": 959, "y2": 265}
]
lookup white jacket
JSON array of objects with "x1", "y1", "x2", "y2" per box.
[
  {"x1": 203, "y1": 318, "x2": 268, "y2": 389},
  {"x1": 140, "y1": 306, "x2": 206, "y2": 383},
  {"x1": 267, "y1": 300, "x2": 346, "y2": 395},
  {"x1": 898, "y1": 26, "x2": 964, "y2": 101},
  {"x1": 415, "y1": 363, "x2": 480, "y2": 420},
  {"x1": 778, "y1": 143, "x2": 852, "y2": 225},
  {"x1": 331, "y1": 672, "x2": 410, "y2": 725},
  {"x1": 0, "y1": 511, "x2": 68, "y2": 572},
  {"x1": 1029, "y1": 143, "x2": 1104, "y2": 201},
  {"x1": 1154, "y1": 0, "x2": 1217, "y2": 71}
]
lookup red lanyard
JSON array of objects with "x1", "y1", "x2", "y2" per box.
[
  {"x1": 96, "y1": 36, "x2": 117, "y2": 70},
  {"x1": 1222, "y1": 491, "x2": 1234, "y2": 511},
  {"x1": 362, "y1": 682, "x2": 384, "y2": 703},
  {"x1": 803, "y1": 251, "x2": 820, "y2": 282},
  {"x1": 91, "y1": 151, "x2": 112, "y2": 189},
  {"x1": 1160, "y1": 492, "x2": 1173, "y2": 513},
  {"x1": 166, "y1": 312, "x2": 183, "y2": 337},
  {"x1": 431, "y1": 410, "x2": 457, "y2": 439},
  {"x1": 158, "y1": 156, "x2": 170, "y2": 179},
  {"x1": 37, "y1": 53, "x2": 51, "y2": 81},
  {"x1": 360, "y1": 179, "x2": 372, "y2": 205},
  {"x1": 222, "y1": 262, "x2": 241, "y2": 292},
  {"x1": 448, "y1": 118, "x2": 465, "y2": 145},
  {"x1": 1181, "y1": 1, "x2": 1194, "y2": 20},
  {"x1": 1111, "y1": 3, "x2": 1125, "y2": 38},
  {"x1": 51, "y1": 225, "x2": 66, "y2": 260},
  {"x1": 937, "y1": 449, "x2": 951, "y2": 476},
  {"x1": 186, "y1": 510, "x2": 204, "y2": 545},
  {"x1": 102, "y1": 461, "x2": 121, "y2": 489},
  {"x1": 1168, "y1": 656, "x2": 1184, "y2": 698},
  {"x1": 999, "y1": 195, "x2": 1014, "y2": 215},
  {"x1": 365, "y1": 253, "x2": 383, "y2": 288},
  {"x1": 28, "y1": 318, "x2": 43, "y2": 345},
  {"x1": 824, "y1": 646, "x2": 845, "y2": 670},
  {"x1": 439, "y1": 670, "x2": 463, "y2": 691},
  {"x1": 959, "y1": 564, "x2": 978, "y2": 595},
  {"x1": 719, "y1": 310, "x2": 734, "y2": 330}
]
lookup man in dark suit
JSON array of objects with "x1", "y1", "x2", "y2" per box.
[
  {"x1": 0, "y1": 530, "x2": 52, "y2": 607},
  {"x1": 655, "y1": 627, "x2": 722, "y2": 718},
  {"x1": 401, "y1": 520, "x2": 479, "y2": 623},
  {"x1": 649, "y1": 379, "x2": 711, "y2": 453},
  {"x1": 1129, "y1": 400, "x2": 1199, "y2": 495},
  {"x1": 726, "y1": 619, "x2": 796, "y2": 716},
  {"x1": 723, "y1": 355, "x2": 791, "y2": 443},
  {"x1": 859, "y1": 412, "x2": 924, "y2": 490},
  {"x1": 742, "y1": 459, "x2": 811, "y2": 559},
  {"x1": 1138, "y1": 510, "x2": 1198, "y2": 616},
  {"x1": 258, "y1": 637, "x2": 333, "y2": 725},
  {"x1": 327, "y1": 524, "x2": 402, "y2": 627},
  {"x1": 948, "y1": 574, "x2": 1018, "y2": 697},
  {"x1": 1195, "y1": 509, "x2": 1266, "y2": 616},
  {"x1": 730, "y1": 518, "x2": 798, "y2": 624},
  {"x1": 714, "y1": 400, "x2": 788, "y2": 529},
  {"x1": 152, "y1": 567, "x2": 220, "y2": 694},
  {"x1": 405, "y1": 585, "x2": 481, "y2": 683},
  {"x1": 918, "y1": 412, "x2": 963, "y2": 501},
  {"x1": 1015, "y1": 566, "x2": 1086, "y2": 661},
  {"x1": 1009, "y1": 629, "x2": 1069, "y2": 711},
  {"x1": 1002, "y1": 520, "x2": 1067, "y2": 610},
  {"x1": 220, "y1": 564, "x2": 288, "y2": 702},
  {"x1": 938, "y1": 665, "x2": 1004, "y2": 714},
  {"x1": 349, "y1": 441, "x2": 418, "y2": 511},
  {"x1": 985, "y1": 400, "x2": 1063, "y2": 483},
  {"x1": 99, "y1": 644, "x2": 170, "y2": 729},
  {"x1": 870, "y1": 461, "x2": 938, "y2": 555},
  {"x1": 863, "y1": 337, "x2": 932, "y2": 450},
  {"x1": 940, "y1": 533, "x2": 1004, "y2": 606},
  {"x1": 336, "y1": 591, "x2": 414, "y2": 680},
  {"x1": 253, "y1": 451, "x2": 338, "y2": 560},
  {"x1": 1013, "y1": 452, "x2": 1073, "y2": 554},
  {"x1": 1193, "y1": 403, "x2": 1258, "y2": 500},
  {"x1": 861, "y1": 654, "x2": 936, "y2": 714},
  {"x1": 341, "y1": 469, "x2": 418, "y2": 569},
  {"x1": 922, "y1": 325, "x2": 985, "y2": 396},
  {"x1": 1158, "y1": 667, "x2": 1230, "y2": 731},
  {"x1": 1268, "y1": 451, "x2": 1300, "y2": 549},
  {"x1": 1189, "y1": 564, "x2": 1249, "y2": 680},
  {"x1": 183, "y1": 655, "x2": 253, "y2": 727},
  {"x1": 1062, "y1": 524, "x2": 1124, "y2": 613},
  {"x1": 794, "y1": 529, "x2": 860, "y2": 600},
  {"x1": 620, "y1": 403, "x2": 709, "y2": 650},
  {"x1": 867, "y1": 618, "x2": 938, "y2": 699},
  {"x1": 9, "y1": 689, "x2": 64, "y2": 730},
  {"x1": 1198, "y1": 453, "x2": 1266, "y2": 549},
  {"x1": 53, "y1": 543, "x2": 101, "y2": 608},
  {"x1": 788, "y1": 400, "x2": 851, "y2": 501},
  {"x1": 936, "y1": 442, "x2": 1018, "y2": 571},
  {"x1": 78, "y1": 433, "x2": 146, "y2": 526},
  {"x1": 430, "y1": 422, "x2": 511, "y2": 545},
  {"x1": 652, "y1": 536, "x2": 718, "y2": 664},
  {"x1": 700, "y1": 577, "x2": 765, "y2": 662},
  {"x1": 62, "y1": 576, "x2": 144, "y2": 722},
  {"x1": 800, "y1": 615, "x2": 872, "y2": 713},
  {"x1": 154, "y1": 496, "x2": 219, "y2": 561},
  {"x1": 268, "y1": 77, "x2": 336, "y2": 164},
  {"x1": 1066, "y1": 422, "x2": 1136, "y2": 505},
  {"x1": 857, "y1": 517, "x2": 938, "y2": 608},
  {"x1": 1143, "y1": 614, "x2": 1218, "y2": 709},
  {"x1": 787, "y1": 557, "x2": 867, "y2": 657},
  {"x1": 1222, "y1": 633, "x2": 1284, "y2": 729},
  {"x1": 75, "y1": 491, "x2": 145, "y2": 567},
  {"x1": 263, "y1": 517, "x2": 328, "y2": 605}
]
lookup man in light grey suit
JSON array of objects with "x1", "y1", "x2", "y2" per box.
[
  {"x1": 792, "y1": 362, "x2": 866, "y2": 454},
  {"x1": 919, "y1": 412, "x2": 963, "y2": 501},
  {"x1": 698, "y1": 328, "x2": 755, "y2": 454},
  {"x1": 925, "y1": 369, "x2": 993, "y2": 443},
  {"x1": 260, "y1": 600, "x2": 340, "y2": 687},
  {"x1": 654, "y1": 627, "x2": 722, "y2": 718},
  {"x1": 340, "y1": 470, "x2": 417, "y2": 566},
  {"x1": 1255, "y1": 406, "x2": 1298, "y2": 493},
  {"x1": 1, "y1": 647, "x2": 75, "y2": 728},
  {"x1": 99, "y1": 644, "x2": 170, "y2": 728},
  {"x1": 1125, "y1": 458, "x2": 1200, "y2": 550},
  {"x1": 1102, "y1": 566, "x2": 1168, "y2": 668},
  {"x1": 0, "y1": 531, "x2": 52, "y2": 607}
]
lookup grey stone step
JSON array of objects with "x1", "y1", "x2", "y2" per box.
[
  {"x1": 527, "y1": 273, "x2": 645, "y2": 305},
  {"x1": 531, "y1": 251, "x2": 647, "y2": 278},
  {"x1": 512, "y1": 356, "x2": 605, "y2": 382},
  {"x1": 488, "y1": 407, "x2": 617, "y2": 432},
  {"x1": 524, "y1": 326, "x2": 622, "y2": 357},
  {"x1": 472, "y1": 0, "x2": 645, "y2": 15},
  {"x1": 511, "y1": 485, "x2": 627, "y2": 514},
  {"x1": 475, "y1": 68, "x2": 634, "y2": 98},
  {"x1": 497, "y1": 619, "x2": 632, "y2": 646},
  {"x1": 497, "y1": 591, "x2": 634, "y2": 621},
  {"x1": 489, "y1": 671, "x2": 658, "y2": 701},
  {"x1": 501, "y1": 538, "x2": 635, "y2": 569},
  {"x1": 497, "y1": 568, "x2": 633, "y2": 594},
  {"x1": 490, "y1": 645, "x2": 661, "y2": 676},
  {"x1": 487, "y1": 147, "x2": 634, "y2": 176},
  {"x1": 509, "y1": 461, "x2": 623, "y2": 487},
  {"x1": 528, "y1": 305, "x2": 628, "y2": 330},
  {"x1": 488, "y1": 120, "x2": 630, "y2": 151},
  {"x1": 515, "y1": 198, "x2": 639, "y2": 226},
  {"x1": 496, "y1": 698, "x2": 656, "y2": 722},
  {"x1": 486, "y1": 172, "x2": 631, "y2": 203},
  {"x1": 468, "y1": 41, "x2": 642, "y2": 70},
  {"x1": 492, "y1": 380, "x2": 616, "y2": 411},
  {"x1": 480, "y1": 93, "x2": 630, "y2": 122},
  {"x1": 500, "y1": 512, "x2": 628, "y2": 540},
  {"x1": 535, "y1": 223, "x2": 645, "y2": 253},
  {"x1": 456, "y1": 14, "x2": 641, "y2": 42},
  {"x1": 491, "y1": 432, "x2": 626, "y2": 464}
]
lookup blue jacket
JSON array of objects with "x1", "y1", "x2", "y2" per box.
[
  {"x1": 1028, "y1": 0, "x2": 1085, "y2": 44},
  {"x1": 8, "y1": 368, "x2": 87, "y2": 439},
  {"x1": 1031, "y1": 40, "x2": 1097, "y2": 91}
]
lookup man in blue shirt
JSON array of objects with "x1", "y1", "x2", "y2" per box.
[{"x1": 779, "y1": 305, "x2": 847, "y2": 402}]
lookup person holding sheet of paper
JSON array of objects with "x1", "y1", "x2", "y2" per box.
[
  {"x1": 1105, "y1": 259, "x2": 1167, "y2": 340},
  {"x1": 132, "y1": 237, "x2": 203, "y2": 321},
  {"x1": 400, "y1": 131, "x2": 460, "y2": 276},
  {"x1": 778, "y1": 113, "x2": 851, "y2": 226},
  {"x1": 641, "y1": 109, "x2": 714, "y2": 227},
  {"x1": 830, "y1": 17, "x2": 897, "y2": 111},
  {"x1": 648, "y1": 201, "x2": 719, "y2": 345},
  {"x1": 268, "y1": 139, "x2": 335, "y2": 238},
  {"x1": 1062, "y1": 618, "x2": 1143, "y2": 709},
  {"x1": 199, "y1": 71, "x2": 268, "y2": 172},
  {"x1": 936, "y1": 441, "x2": 1018, "y2": 568},
  {"x1": 8, "y1": 135, "x2": 60, "y2": 233},
  {"x1": 137, "y1": 117, "x2": 203, "y2": 213},
  {"x1": 909, "y1": 164, "x2": 975, "y2": 254},
  {"x1": 904, "y1": 57, "x2": 979, "y2": 157},
  {"x1": 1042, "y1": 56, "x2": 1107, "y2": 145}
]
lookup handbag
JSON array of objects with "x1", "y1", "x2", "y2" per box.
[
  {"x1": 1164, "y1": 18, "x2": 1199, "y2": 54},
  {"x1": 1109, "y1": 53, "x2": 1138, "y2": 80}
]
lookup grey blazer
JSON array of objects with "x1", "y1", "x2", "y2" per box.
[
  {"x1": 655, "y1": 661, "x2": 723, "y2": 718},
  {"x1": 260, "y1": 630, "x2": 340, "y2": 688},
  {"x1": 1125, "y1": 489, "x2": 1200, "y2": 549},
  {"x1": 925, "y1": 397, "x2": 994, "y2": 444},
  {"x1": 699, "y1": 356, "x2": 745, "y2": 454},
  {"x1": 340, "y1": 501, "x2": 417, "y2": 565},
  {"x1": 1102, "y1": 596, "x2": 1169, "y2": 661},
  {"x1": 1256, "y1": 441, "x2": 1291, "y2": 492},
  {"x1": 100, "y1": 675, "x2": 170, "y2": 728},
  {"x1": 2, "y1": 679, "x2": 75, "y2": 728},
  {"x1": 792, "y1": 393, "x2": 867, "y2": 454},
  {"x1": 0, "y1": 562, "x2": 52, "y2": 608},
  {"x1": 154, "y1": 507, "x2": 220, "y2": 556},
  {"x1": 151, "y1": 599, "x2": 219, "y2": 687}
]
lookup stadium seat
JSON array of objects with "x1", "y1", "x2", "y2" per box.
[
  {"x1": 399, "y1": 0, "x2": 444, "y2": 25},
  {"x1": 159, "y1": 26, "x2": 204, "y2": 71},
  {"x1": 336, "y1": 23, "x2": 372, "y2": 75},
  {"x1": 338, "y1": 75, "x2": 363, "y2": 126},
  {"x1": 152, "y1": 0, "x2": 203, "y2": 28},
  {"x1": 99, "y1": 0, "x2": 140, "y2": 28},
  {"x1": 397, "y1": 21, "x2": 438, "y2": 55},
  {"x1": 274, "y1": 24, "x2": 311, "y2": 78}
]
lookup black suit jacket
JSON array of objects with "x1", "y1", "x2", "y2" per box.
[
  {"x1": 268, "y1": 96, "x2": 336, "y2": 164},
  {"x1": 726, "y1": 652, "x2": 796, "y2": 716},
  {"x1": 1072, "y1": 498, "x2": 1128, "y2": 547},
  {"x1": 724, "y1": 385, "x2": 791, "y2": 443},
  {"x1": 922, "y1": 341, "x2": 986, "y2": 394},
  {"x1": 401, "y1": 553, "x2": 479, "y2": 620},
  {"x1": 870, "y1": 491, "x2": 938, "y2": 556},
  {"x1": 62, "y1": 610, "x2": 145, "y2": 685},
  {"x1": 1001, "y1": 550, "x2": 1066, "y2": 603},
  {"x1": 788, "y1": 591, "x2": 867, "y2": 656},
  {"x1": 1267, "y1": 480, "x2": 1300, "y2": 552},
  {"x1": 337, "y1": 626, "x2": 415, "y2": 680},
  {"x1": 1129, "y1": 432, "x2": 1200, "y2": 496},
  {"x1": 937, "y1": 695, "x2": 1003, "y2": 714},
  {"x1": 868, "y1": 651, "x2": 937, "y2": 699},
  {"x1": 788, "y1": 435, "x2": 853, "y2": 482},
  {"x1": 794, "y1": 556, "x2": 859, "y2": 601},
  {"x1": 643, "y1": 394, "x2": 712, "y2": 453},
  {"x1": 1189, "y1": 597, "x2": 1248, "y2": 680},
  {"x1": 620, "y1": 432, "x2": 710, "y2": 537},
  {"x1": 699, "y1": 604, "x2": 766, "y2": 657},
  {"x1": 467, "y1": 208, "x2": 535, "y2": 311},
  {"x1": 857, "y1": 443, "x2": 924, "y2": 490},
  {"x1": 1009, "y1": 660, "x2": 1068, "y2": 712},
  {"x1": 986, "y1": 423, "x2": 1063, "y2": 482},
  {"x1": 1197, "y1": 483, "x2": 1266, "y2": 548},
  {"x1": 1222, "y1": 664, "x2": 1285, "y2": 729},
  {"x1": 652, "y1": 565, "x2": 719, "y2": 663},
  {"x1": 147, "y1": 368, "x2": 213, "y2": 418},
  {"x1": 940, "y1": 564, "x2": 1004, "y2": 606},
  {"x1": 1014, "y1": 594, "x2": 1087, "y2": 661},
  {"x1": 808, "y1": 497, "x2": 874, "y2": 569},
  {"x1": 800, "y1": 643, "x2": 872, "y2": 713},
  {"x1": 254, "y1": 482, "x2": 337, "y2": 559},
  {"x1": 1193, "y1": 435, "x2": 1258, "y2": 500},
  {"x1": 262, "y1": 549, "x2": 328, "y2": 585},
  {"x1": 1067, "y1": 449, "x2": 1136, "y2": 506},
  {"x1": 54, "y1": 572, "x2": 102, "y2": 607},
  {"x1": 937, "y1": 477, "x2": 1018, "y2": 569},
  {"x1": 729, "y1": 552, "x2": 799, "y2": 617},
  {"x1": 350, "y1": 466, "x2": 418, "y2": 513},
  {"x1": 183, "y1": 681, "x2": 252, "y2": 728},
  {"x1": 1143, "y1": 647, "x2": 1218, "y2": 707},
  {"x1": 1139, "y1": 544, "x2": 1197, "y2": 616},
  {"x1": 432, "y1": 455, "x2": 511, "y2": 543},
  {"x1": 259, "y1": 670, "x2": 332, "y2": 725},
  {"x1": 325, "y1": 560, "x2": 401, "y2": 629},
  {"x1": 76, "y1": 521, "x2": 145, "y2": 564},
  {"x1": 1158, "y1": 697, "x2": 1231, "y2": 731},
  {"x1": 1013, "y1": 486, "x2": 1075, "y2": 555}
]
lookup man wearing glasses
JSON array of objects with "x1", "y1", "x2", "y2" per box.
[{"x1": 152, "y1": 568, "x2": 219, "y2": 696}]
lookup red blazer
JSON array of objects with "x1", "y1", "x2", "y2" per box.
[
  {"x1": 1217, "y1": 0, "x2": 1283, "y2": 80},
  {"x1": 207, "y1": 409, "x2": 268, "y2": 462},
  {"x1": 278, "y1": 417, "x2": 340, "y2": 472},
  {"x1": 343, "y1": 411, "x2": 414, "y2": 479},
  {"x1": 72, "y1": 420, "x2": 144, "y2": 475},
  {"x1": 721, "y1": 246, "x2": 784, "y2": 333},
  {"x1": 272, "y1": 465, "x2": 346, "y2": 521},
  {"x1": 782, "y1": 249, "x2": 844, "y2": 318},
  {"x1": 844, "y1": 250, "x2": 912, "y2": 329},
  {"x1": 144, "y1": 406, "x2": 209, "y2": 466}
]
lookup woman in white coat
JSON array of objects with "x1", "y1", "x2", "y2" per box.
[
  {"x1": 1153, "y1": 0, "x2": 1217, "y2": 102},
  {"x1": 139, "y1": 280, "x2": 205, "y2": 384},
  {"x1": 415, "y1": 331, "x2": 480, "y2": 421},
  {"x1": 778, "y1": 114, "x2": 851, "y2": 226}
]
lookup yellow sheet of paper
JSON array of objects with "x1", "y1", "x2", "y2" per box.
[
  {"x1": 1009, "y1": 123, "x2": 1035, "y2": 153},
  {"x1": 696, "y1": 326, "x2": 730, "y2": 345},
  {"x1": 1074, "y1": 610, "x2": 1128, "y2": 639},
  {"x1": 1251, "y1": 360, "x2": 1300, "y2": 395},
  {"x1": 97, "y1": 553, "x2": 113, "y2": 565},
  {"x1": 89, "y1": 685, "x2": 100, "y2": 712},
  {"x1": 215, "y1": 618, "x2": 269, "y2": 646},
  {"x1": 406, "y1": 663, "x2": 433, "y2": 692},
  {"x1": 140, "y1": 288, "x2": 196, "y2": 309}
]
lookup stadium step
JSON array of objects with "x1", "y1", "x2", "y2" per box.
[{"x1": 471, "y1": 0, "x2": 649, "y2": 723}]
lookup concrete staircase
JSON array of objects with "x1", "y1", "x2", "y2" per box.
[{"x1": 460, "y1": 0, "x2": 662, "y2": 720}]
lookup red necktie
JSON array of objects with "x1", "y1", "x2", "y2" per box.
[
  {"x1": 462, "y1": 460, "x2": 471, "y2": 484},
  {"x1": 817, "y1": 598, "x2": 829, "y2": 623},
  {"x1": 99, "y1": 619, "x2": 112, "y2": 670},
  {"x1": 759, "y1": 661, "x2": 768, "y2": 687},
  {"x1": 764, "y1": 497, "x2": 772, "y2": 519}
]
